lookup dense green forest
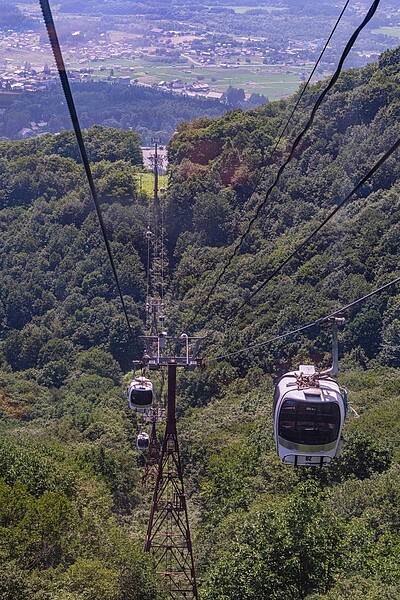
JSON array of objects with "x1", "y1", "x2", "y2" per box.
[
  {"x1": 1, "y1": 82, "x2": 227, "y2": 144},
  {"x1": 1, "y1": 47, "x2": 400, "y2": 598}
]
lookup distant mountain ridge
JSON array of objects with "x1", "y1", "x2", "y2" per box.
[{"x1": 0, "y1": 2, "x2": 36, "y2": 29}]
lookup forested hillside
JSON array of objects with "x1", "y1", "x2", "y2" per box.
[
  {"x1": 2, "y1": 82, "x2": 227, "y2": 144},
  {"x1": 0, "y1": 47, "x2": 400, "y2": 598}
]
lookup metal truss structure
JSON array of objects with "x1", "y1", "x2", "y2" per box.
[
  {"x1": 144, "y1": 362, "x2": 198, "y2": 599},
  {"x1": 142, "y1": 415, "x2": 163, "y2": 488}
]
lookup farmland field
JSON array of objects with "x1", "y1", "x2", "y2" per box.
[
  {"x1": 223, "y1": 5, "x2": 287, "y2": 13},
  {"x1": 0, "y1": 29, "x2": 306, "y2": 100},
  {"x1": 104, "y1": 58, "x2": 307, "y2": 100},
  {"x1": 63, "y1": 57, "x2": 307, "y2": 100},
  {"x1": 372, "y1": 27, "x2": 400, "y2": 38}
]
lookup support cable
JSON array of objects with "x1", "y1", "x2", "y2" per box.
[
  {"x1": 39, "y1": 0, "x2": 134, "y2": 337},
  {"x1": 193, "y1": 0, "x2": 351, "y2": 313},
  {"x1": 211, "y1": 274, "x2": 400, "y2": 363},
  {"x1": 187, "y1": 0, "x2": 381, "y2": 329},
  {"x1": 228, "y1": 133, "x2": 400, "y2": 322}
]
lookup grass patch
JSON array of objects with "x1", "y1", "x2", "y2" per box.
[
  {"x1": 135, "y1": 172, "x2": 169, "y2": 197},
  {"x1": 224, "y1": 5, "x2": 286, "y2": 13},
  {"x1": 135, "y1": 62, "x2": 303, "y2": 99},
  {"x1": 372, "y1": 27, "x2": 400, "y2": 38}
]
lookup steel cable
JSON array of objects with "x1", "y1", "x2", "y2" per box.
[
  {"x1": 211, "y1": 274, "x2": 400, "y2": 362},
  {"x1": 40, "y1": 0, "x2": 135, "y2": 338},
  {"x1": 228, "y1": 133, "x2": 400, "y2": 321},
  {"x1": 188, "y1": 0, "x2": 352, "y2": 321},
  {"x1": 187, "y1": 0, "x2": 381, "y2": 329}
]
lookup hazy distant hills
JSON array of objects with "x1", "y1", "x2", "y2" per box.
[
  {"x1": 57, "y1": 0, "x2": 353, "y2": 17},
  {"x1": 0, "y1": 2, "x2": 36, "y2": 29}
]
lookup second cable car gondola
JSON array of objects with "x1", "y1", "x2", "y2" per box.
[
  {"x1": 136, "y1": 431, "x2": 150, "y2": 451},
  {"x1": 127, "y1": 375, "x2": 153, "y2": 412},
  {"x1": 273, "y1": 364, "x2": 347, "y2": 466}
]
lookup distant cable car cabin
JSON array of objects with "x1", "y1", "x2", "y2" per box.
[
  {"x1": 273, "y1": 365, "x2": 347, "y2": 466},
  {"x1": 127, "y1": 376, "x2": 153, "y2": 412},
  {"x1": 136, "y1": 431, "x2": 150, "y2": 451}
]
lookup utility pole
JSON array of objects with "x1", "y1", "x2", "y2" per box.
[{"x1": 142, "y1": 335, "x2": 203, "y2": 599}]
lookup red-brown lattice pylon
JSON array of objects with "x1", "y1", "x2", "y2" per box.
[{"x1": 144, "y1": 363, "x2": 198, "y2": 599}]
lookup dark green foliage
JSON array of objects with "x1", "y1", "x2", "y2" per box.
[
  {"x1": 329, "y1": 432, "x2": 392, "y2": 482},
  {"x1": 166, "y1": 47, "x2": 400, "y2": 372},
  {"x1": 0, "y1": 475, "x2": 159, "y2": 599},
  {"x1": 203, "y1": 483, "x2": 344, "y2": 600},
  {"x1": 74, "y1": 348, "x2": 122, "y2": 384},
  {"x1": 225, "y1": 86, "x2": 246, "y2": 108},
  {"x1": 192, "y1": 192, "x2": 232, "y2": 246},
  {"x1": 0, "y1": 436, "x2": 74, "y2": 497},
  {"x1": 201, "y1": 442, "x2": 261, "y2": 524},
  {"x1": 1, "y1": 83, "x2": 226, "y2": 145},
  {"x1": 309, "y1": 577, "x2": 400, "y2": 600},
  {"x1": 299, "y1": 432, "x2": 392, "y2": 486},
  {"x1": 0, "y1": 122, "x2": 162, "y2": 595},
  {"x1": 72, "y1": 445, "x2": 140, "y2": 513},
  {"x1": 1, "y1": 48, "x2": 400, "y2": 599},
  {"x1": 381, "y1": 298, "x2": 400, "y2": 366},
  {"x1": 0, "y1": 127, "x2": 146, "y2": 371},
  {"x1": 164, "y1": 47, "x2": 400, "y2": 599},
  {"x1": 4, "y1": 325, "x2": 52, "y2": 371}
]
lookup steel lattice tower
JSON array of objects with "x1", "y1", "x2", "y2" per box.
[{"x1": 144, "y1": 363, "x2": 198, "y2": 599}]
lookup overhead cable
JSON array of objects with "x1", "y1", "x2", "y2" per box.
[
  {"x1": 188, "y1": 0, "x2": 381, "y2": 329},
  {"x1": 228, "y1": 133, "x2": 400, "y2": 321},
  {"x1": 190, "y1": 0, "x2": 352, "y2": 321},
  {"x1": 211, "y1": 274, "x2": 400, "y2": 363},
  {"x1": 39, "y1": 0, "x2": 135, "y2": 338}
]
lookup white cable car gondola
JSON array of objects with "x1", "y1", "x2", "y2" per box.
[
  {"x1": 273, "y1": 365, "x2": 347, "y2": 466},
  {"x1": 127, "y1": 375, "x2": 153, "y2": 412},
  {"x1": 136, "y1": 431, "x2": 150, "y2": 451}
]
